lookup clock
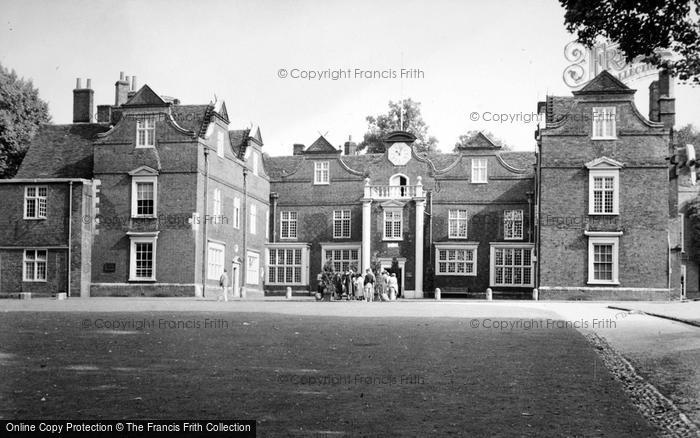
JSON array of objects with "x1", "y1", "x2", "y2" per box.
[{"x1": 388, "y1": 142, "x2": 412, "y2": 166}]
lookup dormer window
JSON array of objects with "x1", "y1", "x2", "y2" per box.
[
  {"x1": 314, "y1": 161, "x2": 329, "y2": 185},
  {"x1": 136, "y1": 116, "x2": 156, "y2": 148},
  {"x1": 592, "y1": 107, "x2": 616, "y2": 140}
]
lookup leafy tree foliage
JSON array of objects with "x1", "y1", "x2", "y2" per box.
[
  {"x1": 359, "y1": 98, "x2": 438, "y2": 154},
  {"x1": 560, "y1": 0, "x2": 700, "y2": 83},
  {"x1": 675, "y1": 124, "x2": 700, "y2": 148},
  {"x1": 0, "y1": 64, "x2": 51, "y2": 178}
]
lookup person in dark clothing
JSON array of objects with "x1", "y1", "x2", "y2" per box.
[
  {"x1": 334, "y1": 273, "x2": 344, "y2": 300},
  {"x1": 363, "y1": 268, "x2": 375, "y2": 302},
  {"x1": 316, "y1": 273, "x2": 324, "y2": 301}
]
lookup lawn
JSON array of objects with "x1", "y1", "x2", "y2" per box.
[{"x1": 0, "y1": 310, "x2": 658, "y2": 437}]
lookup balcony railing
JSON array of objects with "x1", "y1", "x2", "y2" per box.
[
  {"x1": 368, "y1": 185, "x2": 417, "y2": 199},
  {"x1": 364, "y1": 177, "x2": 424, "y2": 199}
]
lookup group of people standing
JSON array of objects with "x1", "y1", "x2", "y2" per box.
[{"x1": 316, "y1": 268, "x2": 400, "y2": 302}]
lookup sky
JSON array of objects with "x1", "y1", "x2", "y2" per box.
[{"x1": 1, "y1": 0, "x2": 699, "y2": 155}]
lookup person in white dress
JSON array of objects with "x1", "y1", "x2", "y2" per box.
[{"x1": 388, "y1": 273, "x2": 398, "y2": 301}]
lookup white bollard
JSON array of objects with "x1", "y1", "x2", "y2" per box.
[
  {"x1": 56, "y1": 293, "x2": 67, "y2": 300},
  {"x1": 486, "y1": 288, "x2": 493, "y2": 301},
  {"x1": 286, "y1": 287, "x2": 292, "y2": 300},
  {"x1": 435, "y1": 288, "x2": 441, "y2": 300},
  {"x1": 532, "y1": 288, "x2": 539, "y2": 301}
]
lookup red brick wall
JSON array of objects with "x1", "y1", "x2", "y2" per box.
[
  {"x1": 267, "y1": 149, "x2": 535, "y2": 295},
  {"x1": 538, "y1": 93, "x2": 675, "y2": 299},
  {"x1": 0, "y1": 182, "x2": 91, "y2": 297}
]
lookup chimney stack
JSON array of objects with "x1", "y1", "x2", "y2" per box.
[
  {"x1": 658, "y1": 69, "x2": 675, "y2": 129},
  {"x1": 343, "y1": 135, "x2": 357, "y2": 155},
  {"x1": 131, "y1": 75, "x2": 137, "y2": 91},
  {"x1": 73, "y1": 77, "x2": 94, "y2": 123},
  {"x1": 115, "y1": 71, "x2": 130, "y2": 106},
  {"x1": 293, "y1": 144, "x2": 305, "y2": 155},
  {"x1": 648, "y1": 80, "x2": 660, "y2": 122}
]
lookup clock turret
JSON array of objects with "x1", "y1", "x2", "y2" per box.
[{"x1": 383, "y1": 131, "x2": 417, "y2": 166}]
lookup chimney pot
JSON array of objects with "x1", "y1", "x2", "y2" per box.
[
  {"x1": 131, "y1": 75, "x2": 137, "y2": 91},
  {"x1": 293, "y1": 144, "x2": 305, "y2": 155},
  {"x1": 76, "y1": 78, "x2": 82, "y2": 89},
  {"x1": 120, "y1": 71, "x2": 125, "y2": 81},
  {"x1": 86, "y1": 78, "x2": 92, "y2": 89}
]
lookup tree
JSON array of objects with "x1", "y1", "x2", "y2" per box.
[
  {"x1": 358, "y1": 98, "x2": 438, "y2": 154},
  {"x1": 675, "y1": 124, "x2": 700, "y2": 148},
  {"x1": 453, "y1": 130, "x2": 511, "y2": 151},
  {"x1": 560, "y1": 0, "x2": 700, "y2": 83},
  {"x1": 0, "y1": 64, "x2": 51, "y2": 178}
]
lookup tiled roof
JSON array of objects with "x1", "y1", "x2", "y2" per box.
[
  {"x1": 171, "y1": 104, "x2": 211, "y2": 136},
  {"x1": 15, "y1": 124, "x2": 110, "y2": 179},
  {"x1": 264, "y1": 149, "x2": 536, "y2": 180},
  {"x1": 498, "y1": 151, "x2": 536, "y2": 171},
  {"x1": 229, "y1": 129, "x2": 250, "y2": 159},
  {"x1": 305, "y1": 136, "x2": 338, "y2": 154},
  {"x1": 545, "y1": 96, "x2": 576, "y2": 124},
  {"x1": 337, "y1": 154, "x2": 384, "y2": 174},
  {"x1": 263, "y1": 155, "x2": 304, "y2": 178}
]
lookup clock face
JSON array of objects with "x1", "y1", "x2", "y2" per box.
[{"x1": 388, "y1": 142, "x2": 412, "y2": 166}]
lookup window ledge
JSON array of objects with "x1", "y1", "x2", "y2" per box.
[
  {"x1": 383, "y1": 238, "x2": 403, "y2": 242},
  {"x1": 436, "y1": 273, "x2": 477, "y2": 277},
  {"x1": 470, "y1": 181, "x2": 488, "y2": 184},
  {"x1": 266, "y1": 283, "x2": 307, "y2": 286},
  {"x1": 131, "y1": 215, "x2": 158, "y2": 219},
  {"x1": 588, "y1": 212, "x2": 619, "y2": 216},
  {"x1": 23, "y1": 217, "x2": 47, "y2": 221},
  {"x1": 23, "y1": 280, "x2": 47, "y2": 283},
  {"x1": 587, "y1": 280, "x2": 620, "y2": 286},
  {"x1": 135, "y1": 145, "x2": 156, "y2": 149},
  {"x1": 128, "y1": 278, "x2": 157, "y2": 282},
  {"x1": 313, "y1": 182, "x2": 330, "y2": 186},
  {"x1": 591, "y1": 137, "x2": 617, "y2": 141},
  {"x1": 491, "y1": 284, "x2": 534, "y2": 288},
  {"x1": 448, "y1": 236, "x2": 469, "y2": 240}
]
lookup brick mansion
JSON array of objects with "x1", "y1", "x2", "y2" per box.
[{"x1": 0, "y1": 70, "x2": 693, "y2": 300}]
